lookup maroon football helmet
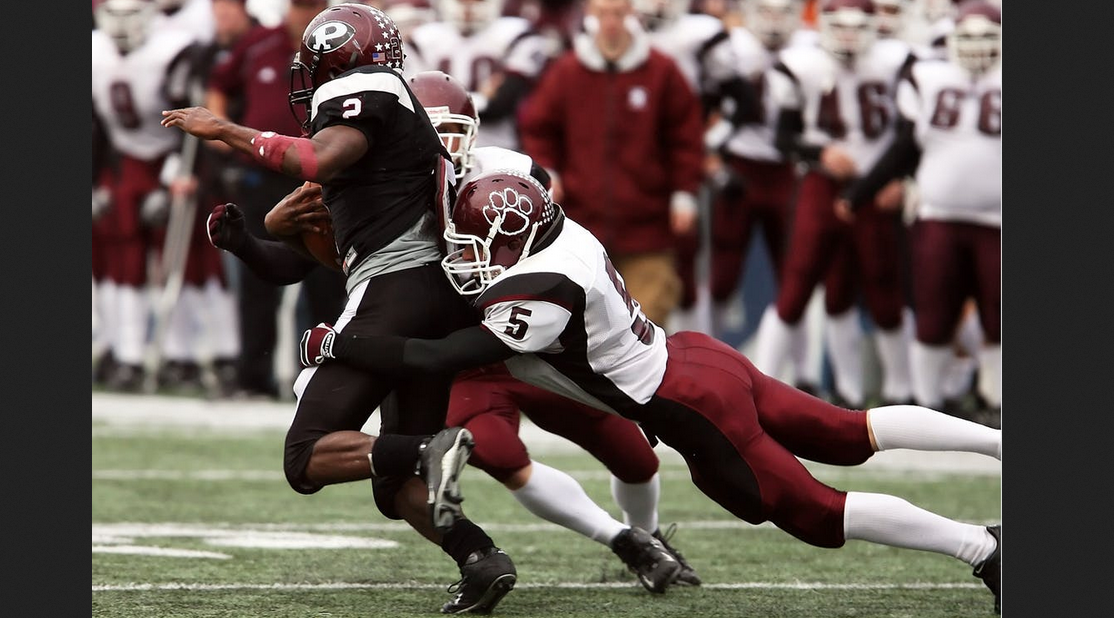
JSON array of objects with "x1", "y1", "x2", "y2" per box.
[
  {"x1": 947, "y1": 0, "x2": 1002, "y2": 74},
  {"x1": 288, "y1": 3, "x2": 406, "y2": 131},
  {"x1": 408, "y1": 71, "x2": 480, "y2": 180},
  {"x1": 442, "y1": 170, "x2": 561, "y2": 295}
]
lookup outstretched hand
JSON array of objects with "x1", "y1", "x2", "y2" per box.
[
  {"x1": 265, "y1": 181, "x2": 331, "y2": 237},
  {"x1": 161, "y1": 106, "x2": 225, "y2": 140},
  {"x1": 300, "y1": 323, "x2": 337, "y2": 368}
]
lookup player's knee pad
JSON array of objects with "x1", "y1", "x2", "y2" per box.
[
  {"x1": 465, "y1": 415, "x2": 531, "y2": 482},
  {"x1": 767, "y1": 489, "x2": 847, "y2": 549}
]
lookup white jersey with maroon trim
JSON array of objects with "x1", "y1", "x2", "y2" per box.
[
  {"x1": 898, "y1": 60, "x2": 1001, "y2": 227},
  {"x1": 153, "y1": 0, "x2": 215, "y2": 45},
  {"x1": 92, "y1": 27, "x2": 196, "y2": 161},
  {"x1": 463, "y1": 147, "x2": 534, "y2": 185},
  {"x1": 409, "y1": 16, "x2": 551, "y2": 150},
  {"x1": 720, "y1": 27, "x2": 784, "y2": 162},
  {"x1": 769, "y1": 38, "x2": 909, "y2": 172},
  {"x1": 646, "y1": 13, "x2": 739, "y2": 97},
  {"x1": 475, "y1": 217, "x2": 669, "y2": 415}
]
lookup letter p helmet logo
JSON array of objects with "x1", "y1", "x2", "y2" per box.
[{"x1": 309, "y1": 21, "x2": 356, "y2": 53}]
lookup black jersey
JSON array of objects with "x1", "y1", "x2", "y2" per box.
[{"x1": 309, "y1": 65, "x2": 451, "y2": 271}]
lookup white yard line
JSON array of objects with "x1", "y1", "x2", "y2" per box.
[
  {"x1": 92, "y1": 393, "x2": 1002, "y2": 474},
  {"x1": 93, "y1": 581, "x2": 981, "y2": 592}
]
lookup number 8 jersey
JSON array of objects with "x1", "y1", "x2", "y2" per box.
[{"x1": 474, "y1": 217, "x2": 669, "y2": 416}]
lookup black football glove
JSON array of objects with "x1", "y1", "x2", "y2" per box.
[{"x1": 206, "y1": 203, "x2": 248, "y2": 253}]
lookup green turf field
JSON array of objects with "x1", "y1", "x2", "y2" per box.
[{"x1": 92, "y1": 394, "x2": 1002, "y2": 618}]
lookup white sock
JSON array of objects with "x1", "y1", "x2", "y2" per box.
[
  {"x1": 512, "y1": 462, "x2": 627, "y2": 545},
  {"x1": 869, "y1": 405, "x2": 1001, "y2": 460},
  {"x1": 754, "y1": 305, "x2": 799, "y2": 380},
  {"x1": 114, "y1": 285, "x2": 149, "y2": 365},
  {"x1": 875, "y1": 320, "x2": 913, "y2": 402},
  {"x1": 911, "y1": 341, "x2": 953, "y2": 408},
  {"x1": 94, "y1": 280, "x2": 118, "y2": 354},
  {"x1": 941, "y1": 354, "x2": 978, "y2": 400},
  {"x1": 163, "y1": 285, "x2": 201, "y2": 362},
  {"x1": 205, "y1": 278, "x2": 241, "y2": 358},
  {"x1": 955, "y1": 310, "x2": 984, "y2": 357},
  {"x1": 978, "y1": 344, "x2": 1002, "y2": 408},
  {"x1": 843, "y1": 491, "x2": 997, "y2": 567},
  {"x1": 610, "y1": 473, "x2": 660, "y2": 534},
  {"x1": 825, "y1": 309, "x2": 864, "y2": 405}
]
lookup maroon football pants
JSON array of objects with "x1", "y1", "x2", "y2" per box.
[
  {"x1": 635, "y1": 331, "x2": 875, "y2": 549},
  {"x1": 447, "y1": 364, "x2": 660, "y2": 484},
  {"x1": 911, "y1": 219, "x2": 1001, "y2": 345},
  {"x1": 709, "y1": 157, "x2": 797, "y2": 303},
  {"x1": 92, "y1": 156, "x2": 162, "y2": 286},
  {"x1": 775, "y1": 172, "x2": 905, "y2": 329}
]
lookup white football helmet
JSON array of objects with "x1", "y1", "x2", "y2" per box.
[
  {"x1": 818, "y1": 0, "x2": 877, "y2": 61},
  {"x1": 632, "y1": 0, "x2": 691, "y2": 32},
  {"x1": 745, "y1": 0, "x2": 803, "y2": 50},
  {"x1": 946, "y1": 0, "x2": 1001, "y2": 74},
  {"x1": 94, "y1": 0, "x2": 159, "y2": 53},
  {"x1": 437, "y1": 0, "x2": 506, "y2": 35}
]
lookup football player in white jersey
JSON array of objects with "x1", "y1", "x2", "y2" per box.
[
  {"x1": 752, "y1": 0, "x2": 916, "y2": 410},
  {"x1": 408, "y1": 0, "x2": 555, "y2": 150},
  {"x1": 302, "y1": 167, "x2": 1003, "y2": 614},
  {"x1": 92, "y1": 0, "x2": 199, "y2": 390},
  {"x1": 412, "y1": 70, "x2": 702, "y2": 590},
  {"x1": 630, "y1": 0, "x2": 759, "y2": 336},
  {"x1": 838, "y1": 0, "x2": 1001, "y2": 427},
  {"x1": 705, "y1": 0, "x2": 816, "y2": 377}
]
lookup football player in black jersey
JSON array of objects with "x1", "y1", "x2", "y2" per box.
[{"x1": 161, "y1": 4, "x2": 516, "y2": 614}]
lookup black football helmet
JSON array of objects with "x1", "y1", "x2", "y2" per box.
[{"x1": 289, "y1": 3, "x2": 406, "y2": 132}]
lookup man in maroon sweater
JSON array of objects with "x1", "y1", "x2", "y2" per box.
[{"x1": 518, "y1": 0, "x2": 704, "y2": 329}]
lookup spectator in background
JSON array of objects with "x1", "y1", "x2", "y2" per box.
[
  {"x1": 518, "y1": 0, "x2": 704, "y2": 329},
  {"x1": 92, "y1": 0, "x2": 199, "y2": 391},
  {"x1": 154, "y1": 0, "x2": 262, "y2": 395},
  {"x1": 205, "y1": 0, "x2": 345, "y2": 399},
  {"x1": 408, "y1": 0, "x2": 556, "y2": 151}
]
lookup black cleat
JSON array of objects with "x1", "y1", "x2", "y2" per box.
[
  {"x1": 441, "y1": 546, "x2": 517, "y2": 614},
  {"x1": 653, "y1": 523, "x2": 702, "y2": 586},
  {"x1": 610, "y1": 526, "x2": 681, "y2": 593},
  {"x1": 973, "y1": 524, "x2": 1001, "y2": 614},
  {"x1": 420, "y1": 427, "x2": 475, "y2": 533}
]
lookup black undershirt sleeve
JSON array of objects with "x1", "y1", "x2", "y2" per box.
[
  {"x1": 717, "y1": 76, "x2": 762, "y2": 127},
  {"x1": 333, "y1": 325, "x2": 516, "y2": 375},
  {"x1": 529, "y1": 162, "x2": 552, "y2": 191},
  {"x1": 842, "y1": 118, "x2": 922, "y2": 209},
  {"x1": 774, "y1": 108, "x2": 823, "y2": 164},
  {"x1": 232, "y1": 234, "x2": 319, "y2": 285},
  {"x1": 479, "y1": 73, "x2": 533, "y2": 123}
]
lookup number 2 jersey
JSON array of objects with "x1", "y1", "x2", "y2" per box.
[
  {"x1": 473, "y1": 215, "x2": 669, "y2": 416},
  {"x1": 308, "y1": 64, "x2": 451, "y2": 276}
]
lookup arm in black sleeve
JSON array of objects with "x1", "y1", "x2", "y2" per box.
[
  {"x1": 717, "y1": 76, "x2": 763, "y2": 127},
  {"x1": 332, "y1": 325, "x2": 516, "y2": 375},
  {"x1": 479, "y1": 73, "x2": 533, "y2": 123},
  {"x1": 232, "y1": 234, "x2": 319, "y2": 285},
  {"x1": 842, "y1": 117, "x2": 922, "y2": 208},
  {"x1": 774, "y1": 108, "x2": 823, "y2": 164},
  {"x1": 529, "y1": 162, "x2": 552, "y2": 192}
]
